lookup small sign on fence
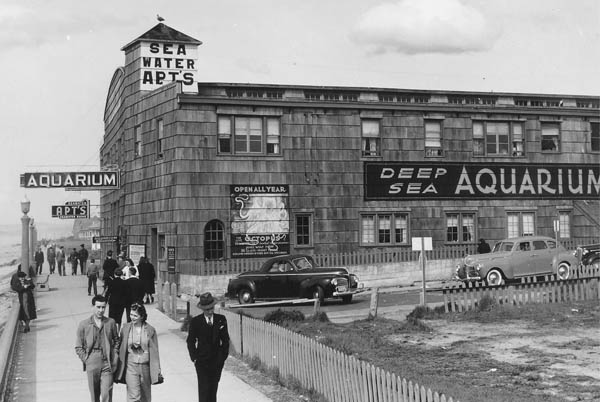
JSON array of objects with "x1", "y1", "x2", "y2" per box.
[{"x1": 167, "y1": 246, "x2": 176, "y2": 273}]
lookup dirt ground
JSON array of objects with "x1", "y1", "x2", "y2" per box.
[{"x1": 383, "y1": 302, "x2": 600, "y2": 401}]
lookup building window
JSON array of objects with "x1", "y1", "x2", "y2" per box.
[
  {"x1": 446, "y1": 213, "x2": 475, "y2": 243},
  {"x1": 558, "y1": 211, "x2": 571, "y2": 239},
  {"x1": 473, "y1": 121, "x2": 524, "y2": 156},
  {"x1": 507, "y1": 212, "x2": 535, "y2": 238},
  {"x1": 425, "y1": 121, "x2": 443, "y2": 157},
  {"x1": 134, "y1": 125, "x2": 142, "y2": 157},
  {"x1": 158, "y1": 234, "x2": 166, "y2": 260},
  {"x1": 361, "y1": 213, "x2": 409, "y2": 246},
  {"x1": 266, "y1": 118, "x2": 280, "y2": 154},
  {"x1": 591, "y1": 122, "x2": 600, "y2": 152},
  {"x1": 157, "y1": 119, "x2": 164, "y2": 159},
  {"x1": 204, "y1": 220, "x2": 225, "y2": 260},
  {"x1": 295, "y1": 214, "x2": 312, "y2": 247},
  {"x1": 541, "y1": 123, "x2": 560, "y2": 152},
  {"x1": 218, "y1": 116, "x2": 281, "y2": 155},
  {"x1": 361, "y1": 119, "x2": 380, "y2": 157}
]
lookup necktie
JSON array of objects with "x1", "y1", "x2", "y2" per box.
[{"x1": 208, "y1": 318, "x2": 212, "y2": 326}]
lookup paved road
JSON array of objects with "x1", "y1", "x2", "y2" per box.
[{"x1": 226, "y1": 286, "x2": 446, "y2": 322}]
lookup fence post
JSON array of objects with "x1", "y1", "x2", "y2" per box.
[
  {"x1": 156, "y1": 276, "x2": 164, "y2": 312},
  {"x1": 162, "y1": 281, "x2": 170, "y2": 314},
  {"x1": 313, "y1": 298, "x2": 321, "y2": 316},
  {"x1": 170, "y1": 282, "x2": 178, "y2": 319},
  {"x1": 369, "y1": 288, "x2": 379, "y2": 319}
]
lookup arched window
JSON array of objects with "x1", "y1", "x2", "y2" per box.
[{"x1": 204, "y1": 220, "x2": 225, "y2": 260}]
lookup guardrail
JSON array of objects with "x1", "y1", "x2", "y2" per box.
[
  {"x1": 0, "y1": 295, "x2": 20, "y2": 402},
  {"x1": 223, "y1": 309, "x2": 459, "y2": 402}
]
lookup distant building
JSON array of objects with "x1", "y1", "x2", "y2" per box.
[
  {"x1": 73, "y1": 216, "x2": 101, "y2": 240},
  {"x1": 100, "y1": 23, "x2": 600, "y2": 280}
]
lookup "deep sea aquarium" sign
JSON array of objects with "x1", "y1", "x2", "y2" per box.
[{"x1": 364, "y1": 162, "x2": 600, "y2": 200}]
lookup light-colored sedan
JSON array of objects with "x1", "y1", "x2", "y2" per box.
[{"x1": 455, "y1": 235, "x2": 578, "y2": 285}]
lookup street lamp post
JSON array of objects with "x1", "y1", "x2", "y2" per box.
[
  {"x1": 30, "y1": 218, "x2": 35, "y2": 262},
  {"x1": 21, "y1": 197, "x2": 31, "y2": 272}
]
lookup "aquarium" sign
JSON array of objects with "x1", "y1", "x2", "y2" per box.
[
  {"x1": 20, "y1": 172, "x2": 120, "y2": 189},
  {"x1": 364, "y1": 162, "x2": 600, "y2": 200}
]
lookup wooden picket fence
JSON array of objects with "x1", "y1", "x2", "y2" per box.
[
  {"x1": 443, "y1": 265, "x2": 600, "y2": 313},
  {"x1": 224, "y1": 311, "x2": 458, "y2": 402}
]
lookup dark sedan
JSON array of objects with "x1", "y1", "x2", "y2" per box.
[{"x1": 225, "y1": 254, "x2": 362, "y2": 304}]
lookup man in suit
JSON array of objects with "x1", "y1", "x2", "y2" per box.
[
  {"x1": 125, "y1": 267, "x2": 145, "y2": 322},
  {"x1": 186, "y1": 292, "x2": 230, "y2": 402},
  {"x1": 75, "y1": 295, "x2": 120, "y2": 402},
  {"x1": 102, "y1": 250, "x2": 119, "y2": 295}
]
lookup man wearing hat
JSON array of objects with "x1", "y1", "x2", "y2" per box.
[
  {"x1": 79, "y1": 244, "x2": 89, "y2": 275},
  {"x1": 186, "y1": 292, "x2": 230, "y2": 402}
]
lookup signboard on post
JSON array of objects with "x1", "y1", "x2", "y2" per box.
[
  {"x1": 128, "y1": 244, "x2": 147, "y2": 265},
  {"x1": 51, "y1": 200, "x2": 90, "y2": 219},
  {"x1": 167, "y1": 247, "x2": 176, "y2": 273},
  {"x1": 92, "y1": 236, "x2": 120, "y2": 243},
  {"x1": 412, "y1": 237, "x2": 433, "y2": 306}
]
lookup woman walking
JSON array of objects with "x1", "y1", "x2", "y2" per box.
[{"x1": 116, "y1": 303, "x2": 163, "y2": 401}]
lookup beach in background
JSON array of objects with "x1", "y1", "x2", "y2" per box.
[{"x1": 0, "y1": 222, "x2": 74, "y2": 333}]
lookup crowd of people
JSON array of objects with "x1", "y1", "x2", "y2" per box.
[
  {"x1": 34, "y1": 243, "x2": 89, "y2": 276},
  {"x1": 14, "y1": 245, "x2": 230, "y2": 402}
]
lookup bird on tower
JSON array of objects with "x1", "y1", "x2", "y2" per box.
[{"x1": 157, "y1": 14, "x2": 165, "y2": 22}]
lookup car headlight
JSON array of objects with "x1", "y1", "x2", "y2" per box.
[
  {"x1": 331, "y1": 278, "x2": 339, "y2": 286},
  {"x1": 476, "y1": 263, "x2": 482, "y2": 271}
]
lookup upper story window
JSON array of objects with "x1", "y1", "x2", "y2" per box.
[
  {"x1": 558, "y1": 211, "x2": 571, "y2": 239},
  {"x1": 591, "y1": 122, "x2": 600, "y2": 152},
  {"x1": 361, "y1": 119, "x2": 380, "y2": 157},
  {"x1": 218, "y1": 116, "x2": 281, "y2": 155},
  {"x1": 295, "y1": 214, "x2": 313, "y2": 247},
  {"x1": 541, "y1": 122, "x2": 560, "y2": 153},
  {"x1": 473, "y1": 121, "x2": 524, "y2": 157},
  {"x1": 134, "y1": 125, "x2": 142, "y2": 158},
  {"x1": 424, "y1": 120, "x2": 443, "y2": 157},
  {"x1": 157, "y1": 119, "x2": 164, "y2": 159}
]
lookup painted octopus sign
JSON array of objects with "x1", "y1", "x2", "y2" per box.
[{"x1": 230, "y1": 185, "x2": 290, "y2": 258}]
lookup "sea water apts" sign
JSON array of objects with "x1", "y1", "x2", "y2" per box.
[
  {"x1": 364, "y1": 162, "x2": 600, "y2": 200},
  {"x1": 140, "y1": 42, "x2": 198, "y2": 92},
  {"x1": 20, "y1": 171, "x2": 120, "y2": 189}
]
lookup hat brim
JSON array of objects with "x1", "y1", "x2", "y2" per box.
[{"x1": 198, "y1": 300, "x2": 217, "y2": 309}]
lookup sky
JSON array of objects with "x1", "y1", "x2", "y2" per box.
[{"x1": 1, "y1": 0, "x2": 599, "y2": 231}]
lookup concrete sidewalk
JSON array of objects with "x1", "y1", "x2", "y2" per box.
[{"x1": 10, "y1": 275, "x2": 273, "y2": 402}]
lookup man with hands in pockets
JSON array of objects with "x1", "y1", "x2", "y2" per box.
[{"x1": 186, "y1": 292, "x2": 230, "y2": 402}]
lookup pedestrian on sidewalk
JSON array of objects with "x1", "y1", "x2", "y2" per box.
[
  {"x1": 34, "y1": 246, "x2": 44, "y2": 275},
  {"x1": 102, "y1": 250, "x2": 119, "y2": 295},
  {"x1": 137, "y1": 257, "x2": 156, "y2": 304},
  {"x1": 11, "y1": 265, "x2": 37, "y2": 333},
  {"x1": 79, "y1": 244, "x2": 89, "y2": 275},
  {"x1": 70, "y1": 248, "x2": 79, "y2": 275},
  {"x1": 125, "y1": 267, "x2": 145, "y2": 323},
  {"x1": 75, "y1": 295, "x2": 120, "y2": 402},
  {"x1": 57, "y1": 246, "x2": 66, "y2": 276},
  {"x1": 186, "y1": 292, "x2": 230, "y2": 402},
  {"x1": 115, "y1": 303, "x2": 163, "y2": 401},
  {"x1": 47, "y1": 245, "x2": 56, "y2": 274},
  {"x1": 87, "y1": 258, "x2": 101, "y2": 296},
  {"x1": 106, "y1": 268, "x2": 128, "y2": 331}
]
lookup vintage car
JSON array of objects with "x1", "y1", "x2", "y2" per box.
[
  {"x1": 225, "y1": 254, "x2": 362, "y2": 304},
  {"x1": 455, "y1": 235, "x2": 578, "y2": 285},
  {"x1": 577, "y1": 243, "x2": 600, "y2": 269}
]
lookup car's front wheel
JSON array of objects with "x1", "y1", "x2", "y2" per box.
[
  {"x1": 486, "y1": 269, "x2": 504, "y2": 286},
  {"x1": 557, "y1": 263, "x2": 570, "y2": 280},
  {"x1": 238, "y1": 288, "x2": 254, "y2": 304},
  {"x1": 311, "y1": 286, "x2": 325, "y2": 303}
]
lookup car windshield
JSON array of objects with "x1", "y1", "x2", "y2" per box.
[
  {"x1": 293, "y1": 257, "x2": 313, "y2": 270},
  {"x1": 492, "y1": 241, "x2": 514, "y2": 252}
]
